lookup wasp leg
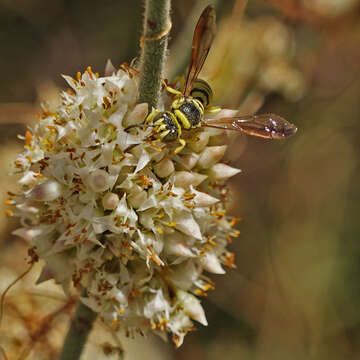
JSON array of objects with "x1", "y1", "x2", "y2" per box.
[
  {"x1": 145, "y1": 109, "x2": 160, "y2": 124},
  {"x1": 162, "y1": 79, "x2": 182, "y2": 96},
  {"x1": 158, "y1": 129, "x2": 170, "y2": 139},
  {"x1": 174, "y1": 138, "x2": 186, "y2": 154},
  {"x1": 205, "y1": 105, "x2": 222, "y2": 114}
]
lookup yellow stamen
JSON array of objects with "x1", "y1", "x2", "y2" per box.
[
  {"x1": 86, "y1": 66, "x2": 94, "y2": 79},
  {"x1": 184, "y1": 203, "x2": 195, "y2": 209},
  {"x1": 230, "y1": 217, "x2": 242, "y2": 227}
]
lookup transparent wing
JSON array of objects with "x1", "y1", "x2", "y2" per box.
[
  {"x1": 183, "y1": 5, "x2": 216, "y2": 96},
  {"x1": 203, "y1": 113, "x2": 297, "y2": 139}
]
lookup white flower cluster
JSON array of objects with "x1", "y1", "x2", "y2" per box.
[{"x1": 9, "y1": 65, "x2": 241, "y2": 346}]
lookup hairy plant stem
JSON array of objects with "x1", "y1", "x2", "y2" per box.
[
  {"x1": 57, "y1": 290, "x2": 97, "y2": 360},
  {"x1": 139, "y1": 0, "x2": 171, "y2": 109}
]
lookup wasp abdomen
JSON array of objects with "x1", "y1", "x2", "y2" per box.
[{"x1": 190, "y1": 79, "x2": 213, "y2": 107}]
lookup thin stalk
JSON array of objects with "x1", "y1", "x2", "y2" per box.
[
  {"x1": 138, "y1": 0, "x2": 171, "y2": 109},
  {"x1": 57, "y1": 290, "x2": 97, "y2": 360}
]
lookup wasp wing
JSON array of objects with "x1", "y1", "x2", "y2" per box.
[
  {"x1": 203, "y1": 113, "x2": 297, "y2": 139},
  {"x1": 183, "y1": 5, "x2": 216, "y2": 97}
]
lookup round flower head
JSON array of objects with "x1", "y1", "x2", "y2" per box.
[{"x1": 9, "y1": 64, "x2": 241, "y2": 347}]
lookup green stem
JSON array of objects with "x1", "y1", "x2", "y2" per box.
[
  {"x1": 138, "y1": 0, "x2": 171, "y2": 109},
  {"x1": 57, "y1": 291, "x2": 97, "y2": 360}
]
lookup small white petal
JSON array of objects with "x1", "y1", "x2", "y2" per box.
[
  {"x1": 197, "y1": 145, "x2": 227, "y2": 169},
  {"x1": 164, "y1": 232, "x2": 195, "y2": 258},
  {"x1": 62, "y1": 74, "x2": 78, "y2": 90},
  {"x1": 135, "y1": 149, "x2": 151, "y2": 173},
  {"x1": 179, "y1": 153, "x2": 199, "y2": 170},
  {"x1": 104, "y1": 59, "x2": 116, "y2": 76},
  {"x1": 208, "y1": 163, "x2": 241, "y2": 181},
  {"x1": 19, "y1": 171, "x2": 38, "y2": 186},
  {"x1": 173, "y1": 212, "x2": 202, "y2": 240},
  {"x1": 173, "y1": 171, "x2": 207, "y2": 188},
  {"x1": 108, "y1": 287, "x2": 127, "y2": 304},
  {"x1": 189, "y1": 131, "x2": 209, "y2": 152},
  {"x1": 144, "y1": 290, "x2": 170, "y2": 319},
  {"x1": 167, "y1": 261, "x2": 202, "y2": 290},
  {"x1": 176, "y1": 290, "x2": 208, "y2": 326},
  {"x1": 29, "y1": 180, "x2": 62, "y2": 201},
  {"x1": 12, "y1": 227, "x2": 43, "y2": 241},
  {"x1": 193, "y1": 191, "x2": 219, "y2": 207},
  {"x1": 128, "y1": 186, "x2": 147, "y2": 209},
  {"x1": 201, "y1": 252, "x2": 225, "y2": 274},
  {"x1": 124, "y1": 102, "x2": 148, "y2": 127},
  {"x1": 16, "y1": 201, "x2": 39, "y2": 214}
]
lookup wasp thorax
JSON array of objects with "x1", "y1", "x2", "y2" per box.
[{"x1": 178, "y1": 101, "x2": 202, "y2": 128}]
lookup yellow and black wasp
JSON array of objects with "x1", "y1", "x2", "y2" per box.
[{"x1": 127, "y1": 5, "x2": 297, "y2": 154}]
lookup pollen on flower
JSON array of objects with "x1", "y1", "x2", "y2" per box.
[{"x1": 9, "y1": 63, "x2": 241, "y2": 347}]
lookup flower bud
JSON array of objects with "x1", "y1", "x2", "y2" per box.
[
  {"x1": 201, "y1": 252, "x2": 225, "y2": 274},
  {"x1": 164, "y1": 232, "x2": 195, "y2": 258},
  {"x1": 193, "y1": 191, "x2": 219, "y2": 207},
  {"x1": 173, "y1": 171, "x2": 207, "y2": 188},
  {"x1": 102, "y1": 192, "x2": 120, "y2": 210},
  {"x1": 173, "y1": 212, "x2": 202, "y2": 240},
  {"x1": 208, "y1": 163, "x2": 241, "y2": 181},
  {"x1": 29, "y1": 180, "x2": 62, "y2": 201},
  {"x1": 189, "y1": 131, "x2": 209, "y2": 152},
  {"x1": 154, "y1": 158, "x2": 175, "y2": 178},
  {"x1": 176, "y1": 289, "x2": 208, "y2": 326},
  {"x1": 124, "y1": 103, "x2": 148, "y2": 127},
  {"x1": 180, "y1": 153, "x2": 199, "y2": 170},
  {"x1": 104, "y1": 59, "x2": 116, "y2": 76},
  {"x1": 128, "y1": 185, "x2": 147, "y2": 209},
  {"x1": 197, "y1": 145, "x2": 227, "y2": 169},
  {"x1": 88, "y1": 169, "x2": 111, "y2": 192}
]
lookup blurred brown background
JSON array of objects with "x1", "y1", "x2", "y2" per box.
[{"x1": 1, "y1": 0, "x2": 360, "y2": 359}]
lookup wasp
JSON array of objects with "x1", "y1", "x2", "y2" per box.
[{"x1": 127, "y1": 5, "x2": 297, "y2": 154}]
